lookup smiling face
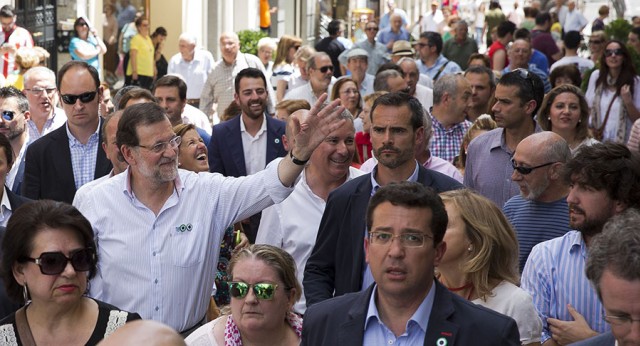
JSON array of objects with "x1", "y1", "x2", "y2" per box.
[
  {"x1": 13, "y1": 228, "x2": 88, "y2": 306},
  {"x1": 229, "y1": 258, "x2": 294, "y2": 334},
  {"x1": 125, "y1": 119, "x2": 179, "y2": 185},
  {"x1": 220, "y1": 34, "x2": 240, "y2": 63},
  {"x1": 234, "y1": 77, "x2": 268, "y2": 120},
  {"x1": 604, "y1": 42, "x2": 624, "y2": 70},
  {"x1": 309, "y1": 119, "x2": 355, "y2": 182},
  {"x1": 178, "y1": 129, "x2": 209, "y2": 173}
]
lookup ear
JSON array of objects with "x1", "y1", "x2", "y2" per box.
[
  {"x1": 287, "y1": 287, "x2": 297, "y2": 309},
  {"x1": 432, "y1": 241, "x2": 447, "y2": 267},
  {"x1": 524, "y1": 99, "x2": 537, "y2": 116},
  {"x1": 548, "y1": 162, "x2": 563, "y2": 180},
  {"x1": 233, "y1": 92, "x2": 240, "y2": 105},
  {"x1": 22, "y1": 110, "x2": 30, "y2": 121},
  {"x1": 97, "y1": 85, "x2": 104, "y2": 104},
  {"x1": 120, "y1": 144, "x2": 136, "y2": 166},
  {"x1": 12, "y1": 263, "x2": 25, "y2": 286},
  {"x1": 282, "y1": 134, "x2": 290, "y2": 152},
  {"x1": 613, "y1": 201, "x2": 627, "y2": 214},
  {"x1": 364, "y1": 237, "x2": 370, "y2": 265},
  {"x1": 414, "y1": 126, "x2": 425, "y2": 148}
]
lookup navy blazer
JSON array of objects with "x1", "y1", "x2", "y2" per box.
[
  {"x1": 22, "y1": 121, "x2": 112, "y2": 204},
  {"x1": 302, "y1": 282, "x2": 521, "y2": 346},
  {"x1": 304, "y1": 165, "x2": 463, "y2": 307},
  {"x1": 207, "y1": 114, "x2": 286, "y2": 177}
]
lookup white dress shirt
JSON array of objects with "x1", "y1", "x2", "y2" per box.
[
  {"x1": 240, "y1": 114, "x2": 268, "y2": 175},
  {"x1": 168, "y1": 49, "x2": 215, "y2": 99}
]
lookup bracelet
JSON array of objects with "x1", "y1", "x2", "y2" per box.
[{"x1": 289, "y1": 151, "x2": 309, "y2": 165}]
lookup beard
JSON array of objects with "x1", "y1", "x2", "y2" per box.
[
  {"x1": 240, "y1": 98, "x2": 266, "y2": 120},
  {"x1": 374, "y1": 144, "x2": 414, "y2": 169},
  {"x1": 569, "y1": 204, "x2": 614, "y2": 238},
  {"x1": 521, "y1": 178, "x2": 550, "y2": 201}
]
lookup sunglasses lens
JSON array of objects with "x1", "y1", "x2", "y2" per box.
[
  {"x1": 229, "y1": 282, "x2": 249, "y2": 299},
  {"x1": 71, "y1": 249, "x2": 93, "y2": 272},
  {"x1": 39, "y1": 253, "x2": 67, "y2": 275},
  {"x1": 61, "y1": 95, "x2": 78, "y2": 105},
  {"x1": 80, "y1": 92, "x2": 97, "y2": 103},
  {"x1": 320, "y1": 66, "x2": 333, "y2": 73},
  {"x1": 253, "y1": 283, "x2": 277, "y2": 300},
  {"x1": 62, "y1": 92, "x2": 97, "y2": 105},
  {"x1": 1, "y1": 111, "x2": 14, "y2": 121}
]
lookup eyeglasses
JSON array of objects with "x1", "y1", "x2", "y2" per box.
[
  {"x1": 24, "y1": 87, "x2": 57, "y2": 95},
  {"x1": 604, "y1": 48, "x2": 624, "y2": 57},
  {"x1": 316, "y1": 65, "x2": 334, "y2": 73},
  {"x1": 588, "y1": 40, "x2": 604, "y2": 44},
  {"x1": 369, "y1": 231, "x2": 432, "y2": 248},
  {"x1": 60, "y1": 91, "x2": 98, "y2": 105},
  {"x1": 23, "y1": 249, "x2": 94, "y2": 275},
  {"x1": 365, "y1": 27, "x2": 379, "y2": 31},
  {"x1": 1, "y1": 110, "x2": 16, "y2": 121},
  {"x1": 228, "y1": 281, "x2": 278, "y2": 300},
  {"x1": 137, "y1": 135, "x2": 182, "y2": 153},
  {"x1": 605, "y1": 314, "x2": 640, "y2": 328},
  {"x1": 511, "y1": 158, "x2": 556, "y2": 175}
]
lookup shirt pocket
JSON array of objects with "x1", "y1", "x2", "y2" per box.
[{"x1": 168, "y1": 222, "x2": 206, "y2": 267}]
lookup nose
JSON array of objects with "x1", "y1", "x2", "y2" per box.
[
  {"x1": 387, "y1": 236, "x2": 405, "y2": 258},
  {"x1": 61, "y1": 260, "x2": 77, "y2": 277},
  {"x1": 244, "y1": 287, "x2": 258, "y2": 304},
  {"x1": 566, "y1": 185, "x2": 578, "y2": 205},
  {"x1": 511, "y1": 168, "x2": 521, "y2": 181}
]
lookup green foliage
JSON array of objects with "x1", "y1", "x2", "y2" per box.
[
  {"x1": 604, "y1": 19, "x2": 632, "y2": 41},
  {"x1": 237, "y1": 30, "x2": 268, "y2": 56}
]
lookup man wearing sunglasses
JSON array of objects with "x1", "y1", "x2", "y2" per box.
[
  {"x1": 22, "y1": 61, "x2": 112, "y2": 203},
  {"x1": 337, "y1": 20, "x2": 389, "y2": 76},
  {"x1": 0, "y1": 87, "x2": 30, "y2": 195},
  {"x1": 284, "y1": 52, "x2": 335, "y2": 105},
  {"x1": 22, "y1": 66, "x2": 67, "y2": 142},
  {"x1": 464, "y1": 69, "x2": 544, "y2": 208},
  {"x1": 302, "y1": 182, "x2": 520, "y2": 345},
  {"x1": 0, "y1": 5, "x2": 33, "y2": 79},
  {"x1": 521, "y1": 143, "x2": 640, "y2": 346},
  {"x1": 503, "y1": 132, "x2": 572, "y2": 272},
  {"x1": 74, "y1": 94, "x2": 347, "y2": 335}
]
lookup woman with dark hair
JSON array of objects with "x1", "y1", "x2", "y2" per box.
[
  {"x1": 585, "y1": 40, "x2": 640, "y2": 143},
  {"x1": 549, "y1": 64, "x2": 581, "y2": 88},
  {"x1": 152, "y1": 27, "x2": 168, "y2": 79},
  {"x1": 331, "y1": 77, "x2": 361, "y2": 119},
  {"x1": 537, "y1": 84, "x2": 597, "y2": 154},
  {"x1": 0, "y1": 200, "x2": 140, "y2": 344},
  {"x1": 186, "y1": 245, "x2": 302, "y2": 345},
  {"x1": 126, "y1": 17, "x2": 155, "y2": 89},
  {"x1": 69, "y1": 17, "x2": 107, "y2": 73}
]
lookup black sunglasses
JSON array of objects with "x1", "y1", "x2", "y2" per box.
[
  {"x1": 604, "y1": 48, "x2": 624, "y2": 57},
  {"x1": 511, "y1": 158, "x2": 556, "y2": 175},
  {"x1": 23, "y1": 248, "x2": 95, "y2": 275},
  {"x1": 61, "y1": 91, "x2": 98, "y2": 105},
  {"x1": 1, "y1": 110, "x2": 15, "y2": 121},
  {"x1": 317, "y1": 65, "x2": 334, "y2": 73},
  {"x1": 366, "y1": 27, "x2": 379, "y2": 31}
]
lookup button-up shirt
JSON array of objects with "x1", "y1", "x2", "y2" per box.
[
  {"x1": 430, "y1": 113, "x2": 472, "y2": 163},
  {"x1": 74, "y1": 158, "x2": 292, "y2": 332},
  {"x1": 168, "y1": 49, "x2": 215, "y2": 99},
  {"x1": 240, "y1": 114, "x2": 268, "y2": 175},
  {"x1": 27, "y1": 107, "x2": 67, "y2": 143},
  {"x1": 66, "y1": 121, "x2": 100, "y2": 190},
  {"x1": 416, "y1": 55, "x2": 462, "y2": 81}
]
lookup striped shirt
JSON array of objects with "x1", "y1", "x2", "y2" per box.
[
  {"x1": 503, "y1": 195, "x2": 571, "y2": 272},
  {"x1": 429, "y1": 113, "x2": 471, "y2": 163},
  {"x1": 521, "y1": 231, "x2": 610, "y2": 344},
  {"x1": 66, "y1": 122, "x2": 101, "y2": 190}
]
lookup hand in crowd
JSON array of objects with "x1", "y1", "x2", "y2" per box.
[
  {"x1": 289, "y1": 93, "x2": 345, "y2": 160},
  {"x1": 621, "y1": 84, "x2": 633, "y2": 104},
  {"x1": 547, "y1": 304, "x2": 598, "y2": 345}
]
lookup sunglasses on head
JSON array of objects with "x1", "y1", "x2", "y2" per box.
[
  {"x1": 511, "y1": 158, "x2": 556, "y2": 175},
  {"x1": 23, "y1": 248, "x2": 94, "y2": 275},
  {"x1": 317, "y1": 65, "x2": 334, "y2": 73},
  {"x1": 604, "y1": 48, "x2": 624, "y2": 57},
  {"x1": 1, "y1": 110, "x2": 16, "y2": 121},
  {"x1": 61, "y1": 91, "x2": 98, "y2": 105},
  {"x1": 228, "y1": 281, "x2": 278, "y2": 300}
]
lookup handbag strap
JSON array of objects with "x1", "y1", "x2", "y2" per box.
[
  {"x1": 594, "y1": 90, "x2": 619, "y2": 140},
  {"x1": 15, "y1": 306, "x2": 37, "y2": 346}
]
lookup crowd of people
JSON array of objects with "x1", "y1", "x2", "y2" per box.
[{"x1": 0, "y1": 0, "x2": 638, "y2": 344}]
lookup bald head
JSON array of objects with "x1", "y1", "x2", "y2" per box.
[
  {"x1": 97, "y1": 320, "x2": 185, "y2": 346},
  {"x1": 517, "y1": 131, "x2": 570, "y2": 163}
]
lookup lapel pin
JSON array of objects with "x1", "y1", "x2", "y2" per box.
[{"x1": 275, "y1": 138, "x2": 280, "y2": 144}]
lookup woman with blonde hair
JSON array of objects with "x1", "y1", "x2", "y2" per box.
[
  {"x1": 271, "y1": 35, "x2": 302, "y2": 91},
  {"x1": 454, "y1": 114, "x2": 496, "y2": 175},
  {"x1": 537, "y1": 84, "x2": 597, "y2": 154},
  {"x1": 276, "y1": 45, "x2": 316, "y2": 102},
  {"x1": 438, "y1": 189, "x2": 542, "y2": 346}
]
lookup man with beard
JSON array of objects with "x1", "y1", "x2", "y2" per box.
[
  {"x1": 22, "y1": 66, "x2": 67, "y2": 142},
  {"x1": 0, "y1": 87, "x2": 29, "y2": 194},
  {"x1": 304, "y1": 92, "x2": 462, "y2": 307},
  {"x1": 74, "y1": 92, "x2": 350, "y2": 334},
  {"x1": 207, "y1": 67, "x2": 286, "y2": 242},
  {"x1": 503, "y1": 132, "x2": 572, "y2": 272},
  {"x1": 464, "y1": 69, "x2": 544, "y2": 208},
  {"x1": 521, "y1": 143, "x2": 640, "y2": 346},
  {"x1": 285, "y1": 52, "x2": 334, "y2": 105}
]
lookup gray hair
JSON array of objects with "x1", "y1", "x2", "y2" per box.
[
  {"x1": 23, "y1": 66, "x2": 56, "y2": 87},
  {"x1": 307, "y1": 52, "x2": 331, "y2": 71},
  {"x1": 178, "y1": 32, "x2": 197, "y2": 45},
  {"x1": 542, "y1": 136, "x2": 571, "y2": 164},
  {"x1": 586, "y1": 208, "x2": 640, "y2": 298},
  {"x1": 433, "y1": 74, "x2": 464, "y2": 105},
  {"x1": 374, "y1": 69, "x2": 403, "y2": 92}
]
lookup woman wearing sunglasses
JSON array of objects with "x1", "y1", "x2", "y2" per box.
[
  {"x1": 69, "y1": 17, "x2": 107, "y2": 76},
  {"x1": 186, "y1": 244, "x2": 302, "y2": 345},
  {"x1": 537, "y1": 85, "x2": 598, "y2": 154},
  {"x1": 0, "y1": 200, "x2": 140, "y2": 345},
  {"x1": 437, "y1": 190, "x2": 542, "y2": 346},
  {"x1": 585, "y1": 40, "x2": 640, "y2": 144}
]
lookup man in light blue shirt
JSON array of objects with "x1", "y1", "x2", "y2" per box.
[
  {"x1": 416, "y1": 31, "x2": 462, "y2": 81},
  {"x1": 302, "y1": 182, "x2": 520, "y2": 345}
]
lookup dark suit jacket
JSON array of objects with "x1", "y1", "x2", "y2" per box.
[
  {"x1": 207, "y1": 113, "x2": 286, "y2": 177},
  {"x1": 22, "y1": 121, "x2": 112, "y2": 204},
  {"x1": 304, "y1": 165, "x2": 463, "y2": 306},
  {"x1": 302, "y1": 282, "x2": 521, "y2": 346},
  {"x1": 569, "y1": 332, "x2": 616, "y2": 346}
]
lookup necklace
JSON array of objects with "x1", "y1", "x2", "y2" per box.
[{"x1": 444, "y1": 282, "x2": 475, "y2": 300}]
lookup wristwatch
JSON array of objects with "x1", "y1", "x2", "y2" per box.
[{"x1": 289, "y1": 151, "x2": 309, "y2": 165}]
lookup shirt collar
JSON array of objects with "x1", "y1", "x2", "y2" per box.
[
  {"x1": 371, "y1": 161, "x2": 420, "y2": 196},
  {"x1": 1, "y1": 186, "x2": 11, "y2": 212},
  {"x1": 364, "y1": 281, "x2": 436, "y2": 333},
  {"x1": 123, "y1": 167, "x2": 184, "y2": 199},
  {"x1": 239, "y1": 113, "x2": 267, "y2": 136},
  {"x1": 65, "y1": 119, "x2": 101, "y2": 147}
]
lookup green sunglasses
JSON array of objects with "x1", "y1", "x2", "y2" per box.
[{"x1": 228, "y1": 281, "x2": 278, "y2": 300}]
